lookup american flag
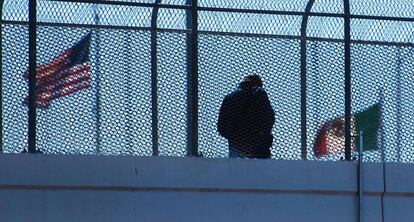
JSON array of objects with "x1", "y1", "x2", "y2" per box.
[{"x1": 24, "y1": 33, "x2": 92, "y2": 108}]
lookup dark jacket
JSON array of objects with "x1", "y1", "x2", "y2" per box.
[{"x1": 218, "y1": 83, "x2": 275, "y2": 158}]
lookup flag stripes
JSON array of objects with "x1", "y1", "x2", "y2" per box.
[
  {"x1": 24, "y1": 33, "x2": 92, "y2": 108},
  {"x1": 313, "y1": 103, "x2": 380, "y2": 157}
]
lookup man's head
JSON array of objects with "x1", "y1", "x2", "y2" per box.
[{"x1": 241, "y1": 74, "x2": 263, "y2": 87}]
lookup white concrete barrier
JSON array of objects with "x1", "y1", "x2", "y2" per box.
[{"x1": 0, "y1": 154, "x2": 412, "y2": 222}]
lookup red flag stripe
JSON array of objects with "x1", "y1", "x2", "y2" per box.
[
  {"x1": 313, "y1": 124, "x2": 329, "y2": 157},
  {"x1": 38, "y1": 75, "x2": 90, "y2": 97},
  {"x1": 36, "y1": 49, "x2": 72, "y2": 75},
  {"x1": 36, "y1": 63, "x2": 90, "y2": 90},
  {"x1": 23, "y1": 92, "x2": 52, "y2": 108},
  {"x1": 37, "y1": 70, "x2": 90, "y2": 96},
  {"x1": 35, "y1": 61, "x2": 89, "y2": 89},
  {"x1": 25, "y1": 79, "x2": 91, "y2": 108},
  {"x1": 313, "y1": 117, "x2": 355, "y2": 157},
  {"x1": 24, "y1": 65, "x2": 91, "y2": 108},
  {"x1": 51, "y1": 81, "x2": 91, "y2": 100},
  {"x1": 23, "y1": 49, "x2": 73, "y2": 81}
]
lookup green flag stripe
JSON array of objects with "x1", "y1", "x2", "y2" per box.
[{"x1": 354, "y1": 103, "x2": 380, "y2": 151}]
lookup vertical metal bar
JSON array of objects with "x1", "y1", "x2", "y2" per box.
[
  {"x1": 358, "y1": 131, "x2": 364, "y2": 222},
  {"x1": 186, "y1": 0, "x2": 199, "y2": 156},
  {"x1": 28, "y1": 0, "x2": 37, "y2": 153},
  {"x1": 93, "y1": 4, "x2": 102, "y2": 154},
  {"x1": 344, "y1": 0, "x2": 352, "y2": 160},
  {"x1": 300, "y1": 0, "x2": 315, "y2": 160},
  {"x1": 151, "y1": 0, "x2": 161, "y2": 156},
  {"x1": 0, "y1": 0, "x2": 4, "y2": 153}
]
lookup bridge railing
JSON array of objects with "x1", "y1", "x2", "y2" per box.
[{"x1": 1, "y1": 0, "x2": 413, "y2": 162}]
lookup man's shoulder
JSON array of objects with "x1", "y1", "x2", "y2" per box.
[
  {"x1": 225, "y1": 87, "x2": 268, "y2": 101},
  {"x1": 225, "y1": 88, "x2": 244, "y2": 100}
]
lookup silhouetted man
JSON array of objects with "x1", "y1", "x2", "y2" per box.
[{"x1": 218, "y1": 74, "x2": 275, "y2": 158}]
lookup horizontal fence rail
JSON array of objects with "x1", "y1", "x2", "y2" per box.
[
  {"x1": 45, "y1": 0, "x2": 414, "y2": 22},
  {"x1": 1, "y1": 0, "x2": 413, "y2": 163}
]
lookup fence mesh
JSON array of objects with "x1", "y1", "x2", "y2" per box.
[
  {"x1": 2, "y1": 24, "x2": 28, "y2": 153},
  {"x1": 1, "y1": 0, "x2": 414, "y2": 162}
]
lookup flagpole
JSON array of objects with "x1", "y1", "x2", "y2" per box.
[
  {"x1": 126, "y1": 15, "x2": 133, "y2": 154},
  {"x1": 358, "y1": 130, "x2": 364, "y2": 222},
  {"x1": 93, "y1": 3, "x2": 102, "y2": 154},
  {"x1": 379, "y1": 88, "x2": 385, "y2": 162},
  {"x1": 395, "y1": 47, "x2": 402, "y2": 162},
  {"x1": 379, "y1": 87, "x2": 386, "y2": 222}
]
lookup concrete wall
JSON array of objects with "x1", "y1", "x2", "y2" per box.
[{"x1": 0, "y1": 154, "x2": 413, "y2": 222}]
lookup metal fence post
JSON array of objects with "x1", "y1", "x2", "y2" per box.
[
  {"x1": 344, "y1": 0, "x2": 352, "y2": 160},
  {"x1": 300, "y1": 0, "x2": 315, "y2": 160},
  {"x1": 151, "y1": 0, "x2": 161, "y2": 156},
  {"x1": 0, "y1": 0, "x2": 4, "y2": 153},
  {"x1": 28, "y1": 0, "x2": 37, "y2": 153},
  {"x1": 186, "y1": 0, "x2": 199, "y2": 156}
]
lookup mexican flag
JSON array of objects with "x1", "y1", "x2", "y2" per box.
[{"x1": 313, "y1": 103, "x2": 380, "y2": 157}]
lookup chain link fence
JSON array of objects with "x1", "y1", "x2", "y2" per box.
[{"x1": 1, "y1": 0, "x2": 413, "y2": 162}]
